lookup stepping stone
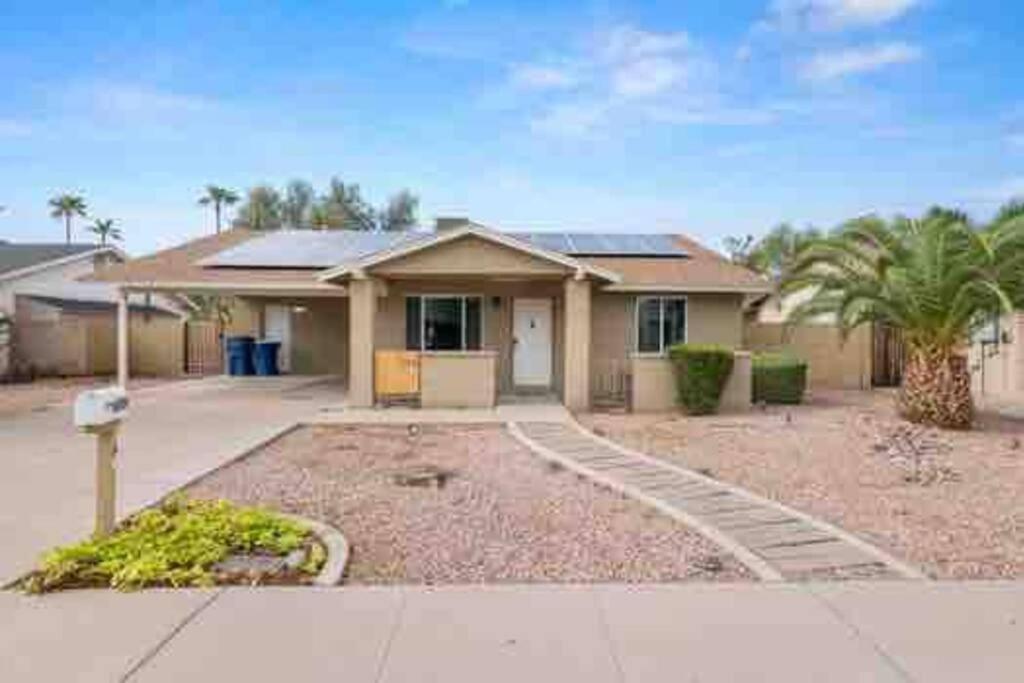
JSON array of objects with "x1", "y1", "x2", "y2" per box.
[{"x1": 730, "y1": 523, "x2": 836, "y2": 549}]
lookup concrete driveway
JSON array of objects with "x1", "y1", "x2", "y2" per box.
[{"x1": 0, "y1": 376, "x2": 344, "y2": 584}]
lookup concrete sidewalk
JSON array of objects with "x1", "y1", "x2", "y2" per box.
[{"x1": 2, "y1": 581, "x2": 1021, "y2": 682}]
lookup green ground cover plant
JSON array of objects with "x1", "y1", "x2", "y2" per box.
[{"x1": 22, "y1": 497, "x2": 317, "y2": 593}]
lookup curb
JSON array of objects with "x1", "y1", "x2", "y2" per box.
[{"x1": 280, "y1": 514, "x2": 350, "y2": 587}]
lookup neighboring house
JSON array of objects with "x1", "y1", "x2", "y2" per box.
[
  {"x1": 91, "y1": 221, "x2": 770, "y2": 411},
  {"x1": 744, "y1": 289, "x2": 877, "y2": 391},
  {"x1": 968, "y1": 311, "x2": 1024, "y2": 403},
  {"x1": 0, "y1": 241, "x2": 186, "y2": 377}
]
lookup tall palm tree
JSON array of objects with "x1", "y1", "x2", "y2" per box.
[
  {"x1": 309, "y1": 204, "x2": 331, "y2": 230},
  {"x1": 48, "y1": 193, "x2": 88, "y2": 244},
  {"x1": 197, "y1": 185, "x2": 240, "y2": 233},
  {"x1": 782, "y1": 211, "x2": 1024, "y2": 429},
  {"x1": 87, "y1": 218, "x2": 122, "y2": 246}
]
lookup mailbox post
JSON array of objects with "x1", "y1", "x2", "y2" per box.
[{"x1": 74, "y1": 387, "x2": 129, "y2": 537}]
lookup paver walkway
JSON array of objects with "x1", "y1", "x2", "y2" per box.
[{"x1": 510, "y1": 421, "x2": 926, "y2": 582}]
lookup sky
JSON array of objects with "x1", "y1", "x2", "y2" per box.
[{"x1": 1, "y1": 0, "x2": 1022, "y2": 256}]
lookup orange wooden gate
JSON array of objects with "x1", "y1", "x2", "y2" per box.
[
  {"x1": 374, "y1": 351, "x2": 420, "y2": 398},
  {"x1": 185, "y1": 321, "x2": 223, "y2": 376}
]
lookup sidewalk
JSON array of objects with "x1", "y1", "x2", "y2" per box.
[{"x1": 2, "y1": 581, "x2": 1021, "y2": 682}]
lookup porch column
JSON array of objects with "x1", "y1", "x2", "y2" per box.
[
  {"x1": 563, "y1": 275, "x2": 592, "y2": 411},
  {"x1": 348, "y1": 277, "x2": 377, "y2": 407},
  {"x1": 117, "y1": 288, "x2": 129, "y2": 388}
]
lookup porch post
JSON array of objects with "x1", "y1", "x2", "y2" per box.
[
  {"x1": 563, "y1": 274, "x2": 591, "y2": 411},
  {"x1": 348, "y1": 276, "x2": 377, "y2": 407},
  {"x1": 117, "y1": 287, "x2": 129, "y2": 388}
]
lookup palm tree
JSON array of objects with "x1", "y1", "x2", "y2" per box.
[
  {"x1": 309, "y1": 204, "x2": 331, "y2": 230},
  {"x1": 48, "y1": 193, "x2": 88, "y2": 244},
  {"x1": 197, "y1": 185, "x2": 240, "y2": 233},
  {"x1": 87, "y1": 218, "x2": 122, "y2": 246},
  {"x1": 782, "y1": 211, "x2": 1024, "y2": 429}
]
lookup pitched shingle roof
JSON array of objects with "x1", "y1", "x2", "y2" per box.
[
  {"x1": 0, "y1": 243, "x2": 99, "y2": 277},
  {"x1": 91, "y1": 227, "x2": 769, "y2": 293}
]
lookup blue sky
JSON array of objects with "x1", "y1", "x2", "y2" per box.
[{"x1": 1, "y1": 0, "x2": 1022, "y2": 255}]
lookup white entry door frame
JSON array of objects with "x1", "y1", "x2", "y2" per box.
[
  {"x1": 263, "y1": 304, "x2": 292, "y2": 373},
  {"x1": 513, "y1": 298, "x2": 553, "y2": 387}
]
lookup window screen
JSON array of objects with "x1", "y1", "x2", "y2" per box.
[
  {"x1": 636, "y1": 297, "x2": 687, "y2": 353},
  {"x1": 405, "y1": 296, "x2": 422, "y2": 350},
  {"x1": 637, "y1": 298, "x2": 662, "y2": 353},
  {"x1": 406, "y1": 296, "x2": 483, "y2": 351},
  {"x1": 663, "y1": 298, "x2": 687, "y2": 349}
]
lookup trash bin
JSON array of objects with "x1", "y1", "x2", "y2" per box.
[
  {"x1": 225, "y1": 336, "x2": 255, "y2": 376},
  {"x1": 254, "y1": 340, "x2": 282, "y2": 376}
]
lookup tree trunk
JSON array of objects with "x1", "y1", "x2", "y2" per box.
[
  {"x1": 215, "y1": 202, "x2": 222, "y2": 233},
  {"x1": 898, "y1": 346, "x2": 973, "y2": 429},
  {"x1": 65, "y1": 216, "x2": 71, "y2": 244}
]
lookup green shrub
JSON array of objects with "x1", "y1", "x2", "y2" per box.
[
  {"x1": 22, "y1": 496, "x2": 312, "y2": 593},
  {"x1": 668, "y1": 344, "x2": 735, "y2": 415},
  {"x1": 752, "y1": 353, "x2": 808, "y2": 404}
]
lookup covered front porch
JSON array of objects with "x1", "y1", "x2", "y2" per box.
[{"x1": 351, "y1": 275, "x2": 594, "y2": 410}]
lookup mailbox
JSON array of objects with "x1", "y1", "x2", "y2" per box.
[{"x1": 74, "y1": 387, "x2": 129, "y2": 431}]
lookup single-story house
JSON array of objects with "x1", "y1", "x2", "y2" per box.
[
  {"x1": 91, "y1": 220, "x2": 770, "y2": 411},
  {"x1": 0, "y1": 241, "x2": 186, "y2": 377}
]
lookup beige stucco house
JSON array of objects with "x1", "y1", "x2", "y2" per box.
[{"x1": 92, "y1": 221, "x2": 769, "y2": 411}]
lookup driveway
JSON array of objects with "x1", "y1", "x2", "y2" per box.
[{"x1": 0, "y1": 376, "x2": 344, "y2": 584}]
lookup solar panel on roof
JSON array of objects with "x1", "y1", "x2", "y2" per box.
[
  {"x1": 199, "y1": 230, "x2": 415, "y2": 268},
  {"x1": 198, "y1": 229, "x2": 688, "y2": 270},
  {"x1": 509, "y1": 232, "x2": 687, "y2": 257}
]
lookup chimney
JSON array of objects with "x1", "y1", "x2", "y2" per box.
[{"x1": 435, "y1": 217, "x2": 470, "y2": 232}]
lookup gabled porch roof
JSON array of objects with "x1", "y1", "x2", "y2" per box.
[{"x1": 317, "y1": 223, "x2": 622, "y2": 284}]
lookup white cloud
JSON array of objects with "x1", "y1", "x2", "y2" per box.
[
  {"x1": 800, "y1": 42, "x2": 921, "y2": 81},
  {"x1": 765, "y1": 0, "x2": 920, "y2": 32},
  {"x1": 611, "y1": 57, "x2": 688, "y2": 98},
  {"x1": 599, "y1": 25, "x2": 690, "y2": 62},
  {"x1": 508, "y1": 64, "x2": 579, "y2": 90},
  {"x1": 529, "y1": 101, "x2": 608, "y2": 138}
]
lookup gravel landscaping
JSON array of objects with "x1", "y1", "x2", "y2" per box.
[
  {"x1": 581, "y1": 390, "x2": 1024, "y2": 580},
  {"x1": 187, "y1": 424, "x2": 751, "y2": 584}
]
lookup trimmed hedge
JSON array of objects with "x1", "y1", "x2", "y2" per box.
[
  {"x1": 752, "y1": 353, "x2": 808, "y2": 404},
  {"x1": 668, "y1": 344, "x2": 735, "y2": 415}
]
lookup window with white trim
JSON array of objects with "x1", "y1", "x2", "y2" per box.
[
  {"x1": 636, "y1": 296, "x2": 687, "y2": 354},
  {"x1": 405, "y1": 295, "x2": 483, "y2": 351}
]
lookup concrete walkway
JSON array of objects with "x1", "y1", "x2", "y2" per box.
[
  {"x1": 2, "y1": 581, "x2": 1021, "y2": 682},
  {"x1": 510, "y1": 421, "x2": 925, "y2": 582},
  {"x1": 0, "y1": 376, "x2": 343, "y2": 585}
]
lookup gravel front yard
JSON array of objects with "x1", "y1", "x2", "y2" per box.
[
  {"x1": 582, "y1": 390, "x2": 1024, "y2": 580},
  {"x1": 187, "y1": 424, "x2": 751, "y2": 584}
]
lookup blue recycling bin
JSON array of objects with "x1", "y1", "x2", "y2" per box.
[
  {"x1": 225, "y1": 336, "x2": 255, "y2": 376},
  {"x1": 254, "y1": 340, "x2": 282, "y2": 376}
]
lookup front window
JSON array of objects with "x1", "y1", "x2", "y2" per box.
[
  {"x1": 405, "y1": 295, "x2": 484, "y2": 351},
  {"x1": 636, "y1": 297, "x2": 687, "y2": 354}
]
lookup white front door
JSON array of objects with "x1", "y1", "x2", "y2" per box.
[
  {"x1": 263, "y1": 304, "x2": 292, "y2": 372},
  {"x1": 513, "y1": 298, "x2": 553, "y2": 387}
]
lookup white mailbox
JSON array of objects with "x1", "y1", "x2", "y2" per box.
[{"x1": 74, "y1": 387, "x2": 129, "y2": 431}]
